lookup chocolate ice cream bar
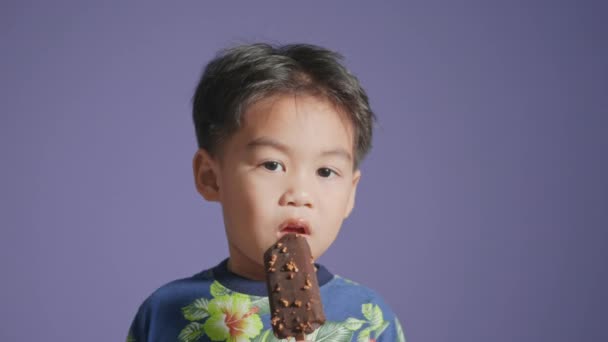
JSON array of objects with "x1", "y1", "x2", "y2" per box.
[{"x1": 264, "y1": 233, "x2": 326, "y2": 340}]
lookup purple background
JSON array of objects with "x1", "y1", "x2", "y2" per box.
[{"x1": 1, "y1": 1, "x2": 606, "y2": 341}]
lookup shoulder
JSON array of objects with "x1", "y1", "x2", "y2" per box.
[
  {"x1": 137, "y1": 268, "x2": 214, "y2": 312},
  {"x1": 321, "y1": 274, "x2": 407, "y2": 342},
  {"x1": 324, "y1": 274, "x2": 391, "y2": 307},
  {"x1": 127, "y1": 269, "x2": 217, "y2": 341}
]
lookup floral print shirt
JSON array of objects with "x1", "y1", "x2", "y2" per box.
[{"x1": 127, "y1": 259, "x2": 406, "y2": 342}]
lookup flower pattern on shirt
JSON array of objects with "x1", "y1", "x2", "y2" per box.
[{"x1": 174, "y1": 281, "x2": 397, "y2": 342}]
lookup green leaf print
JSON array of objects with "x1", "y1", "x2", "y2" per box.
[
  {"x1": 250, "y1": 296, "x2": 270, "y2": 315},
  {"x1": 356, "y1": 327, "x2": 371, "y2": 342},
  {"x1": 182, "y1": 298, "x2": 210, "y2": 321},
  {"x1": 313, "y1": 321, "x2": 353, "y2": 342},
  {"x1": 358, "y1": 303, "x2": 391, "y2": 340},
  {"x1": 343, "y1": 317, "x2": 366, "y2": 331},
  {"x1": 255, "y1": 322, "x2": 353, "y2": 342},
  {"x1": 361, "y1": 303, "x2": 374, "y2": 321},
  {"x1": 374, "y1": 320, "x2": 390, "y2": 337},
  {"x1": 395, "y1": 318, "x2": 406, "y2": 342},
  {"x1": 368, "y1": 305, "x2": 384, "y2": 330},
  {"x1": 250, "y1": 329, "x2": 289, "y2": 342},
  {"x1": 178, "y1": 322, "x2": 205, "y2": 342},
  {"x1": 126, "y1": 332, "x2": 135, "y2": 342},
  {"x1": 210, "y1": 281, "x2": 231, "y2": 297},
  {"x1": 251, "y1": 329, "x2": 271, "y2": 342}
]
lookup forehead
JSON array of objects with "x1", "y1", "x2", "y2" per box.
[{"x1": 236, "y1": 93, "x2": 355, "y2": 151}]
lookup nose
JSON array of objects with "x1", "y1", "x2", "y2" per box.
[{"x1": 279, "y1": 177, "x2": 314, "y2": 209}]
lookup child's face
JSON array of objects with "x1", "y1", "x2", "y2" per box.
[{"x1": 194, "y1": 94, "x2": 361, "y2": 280}]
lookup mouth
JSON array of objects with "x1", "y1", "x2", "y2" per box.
[{"x1": 278, "y1": 218, "x2": 311, "y2": 236}]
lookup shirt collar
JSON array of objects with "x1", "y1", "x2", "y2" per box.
[{"x1": 210, "y1": 258, "x2": 334, "y2": 296}]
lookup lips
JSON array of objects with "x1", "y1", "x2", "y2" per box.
[
  {"x1": 282, "y1": 226, "x2": 307, "y2": 234},
  {"x1": 278, "y1": 218, "x2": 311, "y2": 236}
]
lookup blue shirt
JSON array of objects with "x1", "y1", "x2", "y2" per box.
[{"x1": 127, "y1": 259, "x2": 406, "y2": 341}]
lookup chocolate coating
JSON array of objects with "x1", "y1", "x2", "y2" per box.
[{"x1": 264, "y1": 234, "x2": 325, "y2": 339}]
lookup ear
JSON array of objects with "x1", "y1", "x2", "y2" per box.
[
  {"x1": 193, "y1": 148, "x2": 221, "y2": 202},
  {"x1": 344, "y1": 169, "x2": 361, "y2": 219}
]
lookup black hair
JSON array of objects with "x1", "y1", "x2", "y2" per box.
[{"x1": 192, "y1": 43, "x2": 375, "y2": 169}]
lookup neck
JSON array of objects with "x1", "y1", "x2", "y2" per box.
[{"x1": 227, "y1": 242, "x2": 266, "y2": 281}]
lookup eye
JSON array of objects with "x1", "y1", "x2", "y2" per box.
[
  {"x1": 262, "y1": 161, "x2": 285, "y2": 172},
  {"x1": 317, "y1": 167, "x2": 337, "y2": 178}
]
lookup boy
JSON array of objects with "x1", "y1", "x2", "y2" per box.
[{"x1": 127, "y1": 43, "x2": 406, "y2": 342}]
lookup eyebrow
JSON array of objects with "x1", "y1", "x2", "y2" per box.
[{"x1": 246, "y1": 137, "x2": 352, "y2": 162}]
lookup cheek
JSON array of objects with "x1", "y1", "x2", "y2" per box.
[
  {"x1": 223, "y1": 172, "x2": 279, "y2": 219},
  {"x1": 320, "y1": 183, "x2": 352, "y2": 209}
]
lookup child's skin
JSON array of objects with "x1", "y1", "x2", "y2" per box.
[{"x1": 193, "y1": 93, "x2": 361, "y2": 283}]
